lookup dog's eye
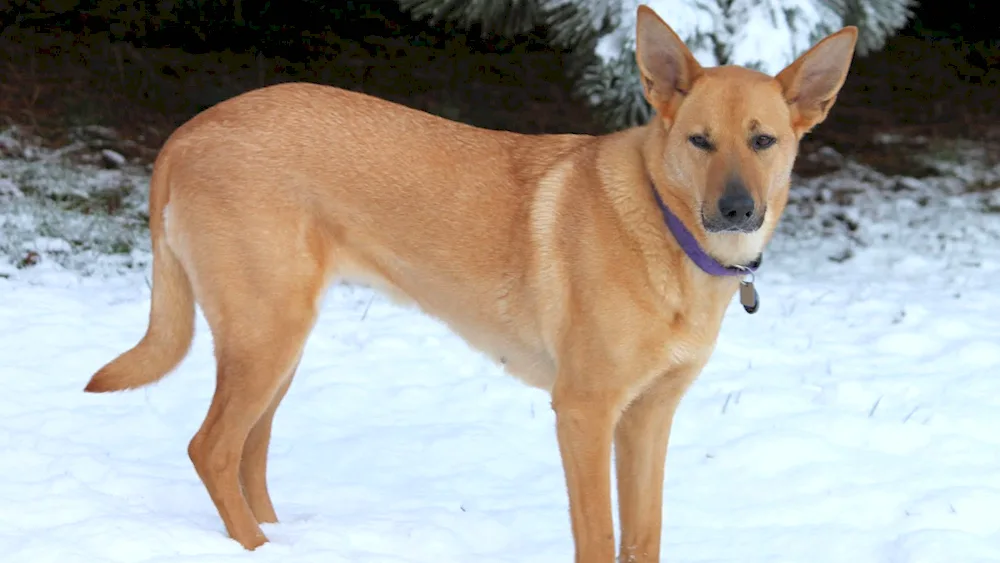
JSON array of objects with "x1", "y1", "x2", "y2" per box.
[
  {"x1": 688, "y1": 134, "x2": 714, "y2": 151},
  {"x1": 751, "y1": 134, "x2": 776, "y2": 151}
]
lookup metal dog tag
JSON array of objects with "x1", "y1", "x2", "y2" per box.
[{"x1": 740, "y1": 280, "x2": 759, "y2": 314}]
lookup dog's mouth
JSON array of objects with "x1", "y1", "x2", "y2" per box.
[{"x1": 701, "y1": 208, "x2": 766, "y2": 234}]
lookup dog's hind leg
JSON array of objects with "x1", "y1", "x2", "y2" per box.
[
  {"x1": 181, "y1": 221, "x2": 329, "y2": 549},
  {"x1": 188, "y1": 289, "x2": 319, "y2": 549},
  {"x1": 240, "y1": 357, "x2": 300, "y2": 524}
]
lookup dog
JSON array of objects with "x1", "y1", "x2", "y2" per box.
[{"x1": 84, "y1": 5, "x2": 857, "y2": 561}]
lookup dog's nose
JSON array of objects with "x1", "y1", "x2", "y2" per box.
[{"x1": 717, "y1": 188, "x2": 755, "y2": 225}]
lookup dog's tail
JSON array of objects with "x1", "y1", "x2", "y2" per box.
[{"x1": 85, "y1": 153, "x2": 195, "y2": 393}]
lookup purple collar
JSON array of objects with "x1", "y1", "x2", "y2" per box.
[{"x1": 651, "y1": 185, "x2": 761, "y2": 277}]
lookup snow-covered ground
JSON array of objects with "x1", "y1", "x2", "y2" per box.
[{"x1": 2, "y1": 131, "x2": 1000, "y2": 562}]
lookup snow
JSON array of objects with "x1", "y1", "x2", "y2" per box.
[{"x1": 3, "y1": 138, "x2": 1000, "y2": 561}]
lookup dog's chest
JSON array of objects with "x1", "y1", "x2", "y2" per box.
[{"x1": 653, "y1": 297, "x2": 732, "y2": 371}]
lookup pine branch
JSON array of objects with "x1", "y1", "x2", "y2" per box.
[{"x1": 823, "y1": 0, "x2": 916, "y2": 54}]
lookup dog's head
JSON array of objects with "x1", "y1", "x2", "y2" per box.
[{"x1": 635, "y1": 5, "x2": 857, "y2": 267}]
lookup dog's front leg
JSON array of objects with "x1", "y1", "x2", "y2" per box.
[
  {"x1": 552, "y1": 382, "x2": 621, "y2": 563},
  {"x1": 614, "y1": 365, "x2": 701, "y2": 562}
]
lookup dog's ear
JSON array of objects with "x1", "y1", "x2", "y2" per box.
[
  {"x1": 775, "y1": 26, "x2": 858, "y2": 137},
  {"x1": 635, "y1": 5, "x2": 703, "y2": 122}
]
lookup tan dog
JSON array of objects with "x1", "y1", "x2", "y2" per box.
[{"x1": 84, "y1": 6, "x2": 857, "y2": 561}]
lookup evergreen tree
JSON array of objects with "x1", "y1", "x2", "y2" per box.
[{"x1": 397, "y1": 0, "x2": 915, "y2": 129}]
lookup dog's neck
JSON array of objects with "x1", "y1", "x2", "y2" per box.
[{"x1": 651, "y1": 183, "x2": 761, "y2": 276}]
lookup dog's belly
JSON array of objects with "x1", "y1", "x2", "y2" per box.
[
  {"x1": 333, "y1": 255, "x2": 558, "y2": 392},
  {"x1": 449, "y1": 327, "x2": 558, "y2": 391}
]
